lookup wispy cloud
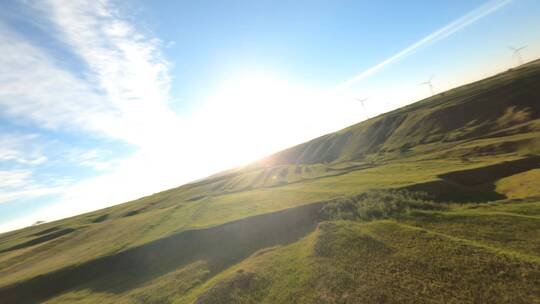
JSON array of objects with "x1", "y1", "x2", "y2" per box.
[
  {"x1": 0, "y1": 22, "x2": 112, "y2": 132},
  {"x1": 0, "y1": 168, "x2": 66, "y2": 205},
  {"x1": 1, "y1": 0, "x2": 175, "y2": 143},
  {"x1": 0, "y1": 170, "x2": 32, "y2": 188},
  {"x1": 0, "y1": 186, "x2": 65, "y2": 205},
  {"x1": 65, "y1": 148, "x2": 116, "y2": 171},
  {"x1": 0, "y1": 134, "x2": 47, "y2": 165},
  {"x1": 31, "y1": 0, "x2": 175, "y2": 144},
  {"x1": 0, "y1": 0, "x2": 177, "y2": 229},
  {"x1": 0, "y1": 134, "x2": 59, "y2": 208},
  {"x1": 336, "y1": 0, "x2": 513, "y2": 89}
]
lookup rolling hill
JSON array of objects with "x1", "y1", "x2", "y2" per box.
[{"x1": 1, "y1": 59, "x2": 540, "y2": 303}]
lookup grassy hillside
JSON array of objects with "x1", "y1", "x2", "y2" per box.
[
  {"x1": 258, "y1": 61, "x2": 540, "y2": 166},
  {"x1": 185, "y1": 200, "x2": 540, "y2": 304},
  {"x1": 1, "y1": 59, "x2": 540, "y2": 303}
]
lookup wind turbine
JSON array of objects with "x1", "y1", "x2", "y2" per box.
[
  {"x1": 355, "y1": 97, "x2": 370, "y2": 119},
  {"x1": 509, "y1": 45, "x2": 527, "y2": 66},
  {"x1": 420, "y1": 76, "x2": 435, "y2": 96}
]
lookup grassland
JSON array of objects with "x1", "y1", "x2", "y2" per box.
[
  {"x1": 20, "y1": 199, "x2": 536, "y2": 304},
  {"x1": 186, "y1": 200, "x2": 540, "y2": 303},
  {"x1": 1, "y1": 59, "x2": 540, "y2": 303}
]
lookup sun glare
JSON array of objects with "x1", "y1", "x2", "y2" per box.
[{"x1": 190, "y1": 73, "x2": 360, "y2": 169}]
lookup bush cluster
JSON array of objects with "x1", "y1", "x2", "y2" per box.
[{"x1": 319, "y1": 189, "x2": 446, "y2": 221}]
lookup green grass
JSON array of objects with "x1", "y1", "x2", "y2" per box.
[
  {"x1": 404, "y1": 207, "x2": 540, "y2": 261},
  {"x1": 495, "y1": 168, "x2": 540, "y2": 198},
  {"x1": 44, "y1": 261, "x2": 211, "y2": 304},
  {"x1": 180, "y1": 212, "x2": 540, "y2": 303},
  {"x1": 34, "y1": 198, "x2": 540, "y2": 303},
  {"x1": 1, "y1": 157, "x2": 502, "y2": 288}
]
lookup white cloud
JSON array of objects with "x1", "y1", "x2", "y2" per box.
[
  {"x1": 0, "y1": 134, "x2": 48, "y2": 165},
  {"x1": 0, "y1": 168, "x2": 66, "y2": 205},
  {"x1": 0, "y1": 170, "x2": 32, "y2": 189},
  {"x1": 63, "y1": 148, "x2": 116, "y2": 171},
  {"x1": 0, "y1": 0, "x2": 174, "y2": 230},
  {"x1": 31, "y1": 0, "x2": 176, "y2": 145},
  {"x1": 0, "y1": 0, "x2": 176, "y2": 144},
  {"x1": 0, "y1": 0, "x2": 187, "y2": 230},
  {"x1": 0, "y1": 186, "x2": 65, "y2": 205},
  {"x1": 0, "y1": 23, "x2": 115, "y2": 132}
]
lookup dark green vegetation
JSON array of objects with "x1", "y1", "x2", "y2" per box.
[
  {"x1": 1, "y1": 60, "x2": 540, "y2": 303},
  {"x1": 319, "y1": 190, "x2": 447, "y2": 221}
]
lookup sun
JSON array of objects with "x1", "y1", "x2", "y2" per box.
[
  {"x1": 186, "y1": 72, "x2": 363, "y2": 170},
  {"x1": 189, "y1": 73, "x2": 309, "y2": 167}
]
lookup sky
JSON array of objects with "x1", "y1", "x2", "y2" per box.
[{"x1": 0, "y1": 0, "x2": 539, "y2": 232}]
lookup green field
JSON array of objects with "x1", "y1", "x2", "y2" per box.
[{"x1": 1, "y1": 60, "x2": 540, "y2": 303}]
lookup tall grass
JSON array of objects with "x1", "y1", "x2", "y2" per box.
[{"x1": 319, "y1": 190, "x2": 448, "y2": 221}]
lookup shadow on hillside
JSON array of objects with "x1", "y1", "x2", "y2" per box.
[
  {"x1": 404, "y1": 155, "x2": 540, "y2": 202},
  {"x1": 0, "y1": 228, "x2": 75, "y2": 254},
  {"x1": 0, "y1": 203, "x2": 323, "y2": 304}
]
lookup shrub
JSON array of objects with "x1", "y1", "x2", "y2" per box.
[{"x1": 319, "y1": 190, "x2": 447, "y2": 221}]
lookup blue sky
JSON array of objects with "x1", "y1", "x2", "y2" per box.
[{"x1": 0, "y1": 0, "x2": 539, "y2": 232}]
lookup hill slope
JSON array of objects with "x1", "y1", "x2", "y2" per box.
[
  {"x1": 259, "y1": 62, "x2": 540, "y2": 166},
  {"x1": 1, "y1": 60, "x2": 540, "y2": 303}
]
